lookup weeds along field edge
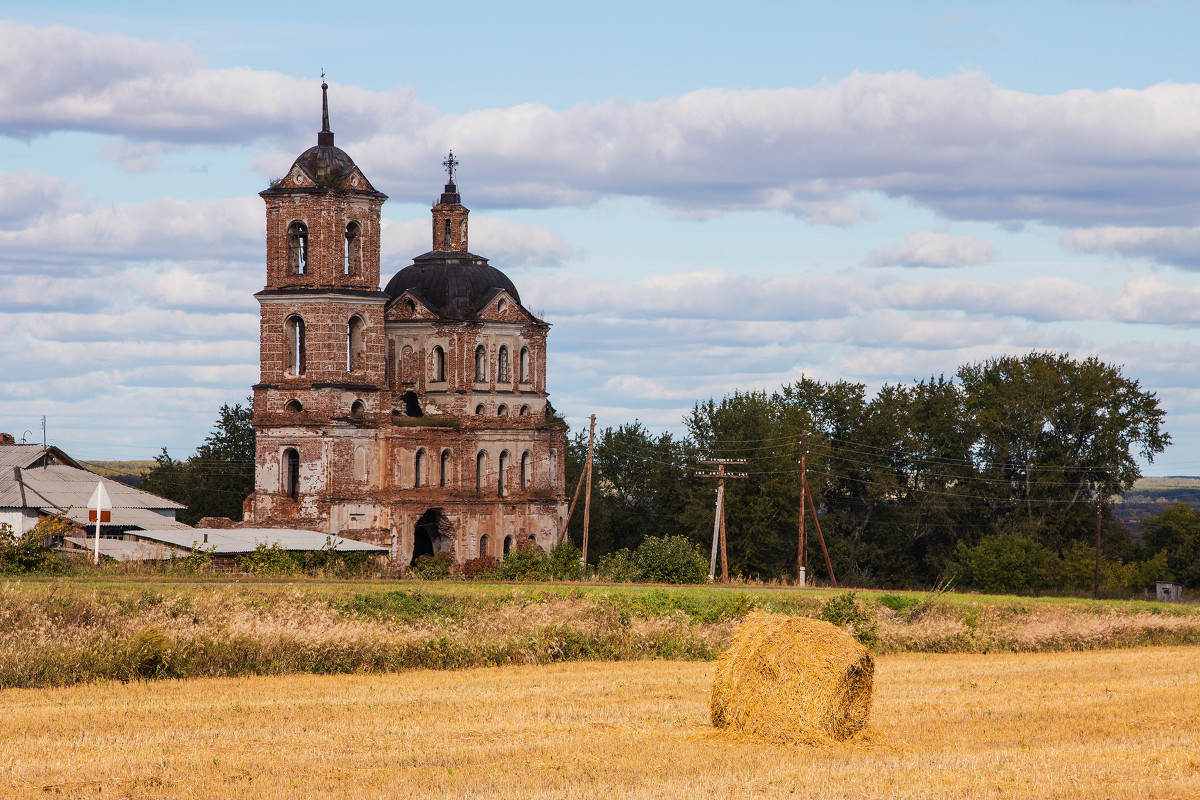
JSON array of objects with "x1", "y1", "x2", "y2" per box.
[{"x1": 1, "y1": 578, "x2": 1198, "y2": 689}]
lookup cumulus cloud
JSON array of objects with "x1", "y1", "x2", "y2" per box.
[
  {"x1": 0, "y1": 20, "x2": 433, "y2": 146},
  {"x1": 10, "y1": 21, "x2": 1200, "y2": 234},
  {"x1": 865, "y1": 231, "x2": 996, "y2": 268},
  {"x1": 0, "y1": 191, "x2": 261, "y2": 270},
  {"x1": 1060, "y1": 225, "x2": 1200, "y2": 269}
]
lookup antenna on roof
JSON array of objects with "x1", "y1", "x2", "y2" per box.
[{"x1": 42, "y1": 416, "x2": 46, "y2": 449}]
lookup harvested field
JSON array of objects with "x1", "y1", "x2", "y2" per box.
[{"x1": 2, "y1": 647, "x2": 1197, "y2": 799}]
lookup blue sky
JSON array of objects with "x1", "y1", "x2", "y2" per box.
[{"x1": 3, "y1": 1, "x2": 1200, "y2": 476}]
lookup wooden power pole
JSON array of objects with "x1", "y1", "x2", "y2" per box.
[
  {"x1": 797, "y1": 430, "x2": 837, "y2": 589},
  {"x1": 1095, "y1": 491, "x2": 1102, "y2": 598},
  {"x1": 697, "y1": 458, "x2": 746, "y2": 582},
  {"x1": 797, "y1": 429, "x2": 807, "y2": 586},
  {"x1": 580, "y1": 414, "x2": 597, "y2": 568}
]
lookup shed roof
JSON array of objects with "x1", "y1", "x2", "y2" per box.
[
  {"x1": 4, "y1": 464, "x2": 184, "y2": 512},
  {"x1": 61, "y1": 536, "x2": 177, "y2": 562},
  {"x1": 131, "y1": 528, "x2": 387, "y2": 555}
]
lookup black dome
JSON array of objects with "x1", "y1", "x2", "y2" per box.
[
  {"x1": 293, "y1": 144, "x2": 356, "y2": 181},
  {"x1": 384, "y1": 252, "x2": 520, "y2": 319}
]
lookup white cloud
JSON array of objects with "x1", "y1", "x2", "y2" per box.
[
  {"x1": 10, "y1": 23, "x2": 1200, "y2": 234},
  {"x1": 0, "y1": 193, "x2": 261, "y2": 270},
  {"x1": 1060, "y1": 225, "x2": 1200, "y2": 269},
  {"x1": 0, "y1": 20, "x2": 433, "y2": 146},
  {"x1": 866, "y1": 231, "x2": 996, "y2": 268}
]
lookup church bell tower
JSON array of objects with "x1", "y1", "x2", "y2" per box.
[{"x1": 247, "y1": 80, "x2": 391, "y2": 525}]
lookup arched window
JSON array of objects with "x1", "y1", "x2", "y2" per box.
[
  {"x1": 521, "y1": 450, "x2": 532, "y2": 490},
  {"x1": 285, "y1": 315, "x2": 306, "y2": 376},
  {"x1": 475, "y1": 404, "x2": 485, "y2": 415},
  {"x1": 497, "y1": 404, "x2": 508, "y2": 416},
  {"x1": 474, "y1": 345, "x2": 486, "y2": 382},
  {"x1": 498, "y1": 450, "x2": 510, "y2": 497},
  {"x1": 350, "y1": 400, "x2": 366, "y2": 419},
  {"x1": 282, "y1": 448, "x2": 300, "y2": 498},
  {"x1": 443, "y1": 218, "x2": 453, "y2": 249},
  {"x1": 479, "y1": 534, "x2": 489, "y2": 557},
  {"x1": 347, "y1": 316, "x2": 365, "y2": 372},
  {"x1": 519, "y1": 405, "x2": 530, "y2": 417},
  {"x1": 344, "y1": 221, "x2": 362, "y2": 276},
  {"x1": 414, "y1": 448, "x2": 426, "y2": 487},
  {"x1": 497, "y1": 346, "x2": 509, "y2": 383},
  {"x1": 476, "y1": 451, "x2": 488, "y2": 491},
  {"x1": 285, "y1": 399, "x2": 303, "y2": 413},
  {"x1": 287, "y1": 221, "x2": 308, "y2": 275},
  {"x1": 519, "y1": 347, "x2": 530, "y2": 383},
  {"x1": 503, "y1": 535, "x2": 514, "y2": 556},
  {"x1": 432, "y1": 346, "x2": 446, "y2": 382},
  {"x1": 353, "y1": 446, "x2": 367, "y2": 482},
  {"x1": 440, "y1": 449, "x2": 451, "y2": 487}
]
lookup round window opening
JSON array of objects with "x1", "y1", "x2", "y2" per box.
[{"x1": 497, "y1": 299, "x2": 508, "y2": 313}]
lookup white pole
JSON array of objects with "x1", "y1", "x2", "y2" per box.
[{"x1": 93, "y1": 512, "x2": 101, "y2": 565}]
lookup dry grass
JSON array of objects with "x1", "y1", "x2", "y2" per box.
[{"x1": 2, "y1": 647, "x2": 1197, "y2": 799}]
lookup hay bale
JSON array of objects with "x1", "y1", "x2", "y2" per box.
[{"x1": 710, "y1": 610, "x2": 874, "y2": 744}]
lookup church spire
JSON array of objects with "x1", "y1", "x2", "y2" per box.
[
  {"x1": 432, "y1": 152, "x2": 468, "y2": 252},
  {"x1": 318, "y1": 72, "x2": 334, "y2": 147}
]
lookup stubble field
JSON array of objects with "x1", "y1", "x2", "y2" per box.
[{"x1": 3, "y1": 646, "x2": 1198, "y2": 800}]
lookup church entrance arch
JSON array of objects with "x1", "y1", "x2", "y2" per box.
[{"x1": 411, "y1": 508, "x2": 452, "y2": 565}]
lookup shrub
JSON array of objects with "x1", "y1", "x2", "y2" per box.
[
  {"x1": 0, "y1": 516, "x2": 69, "y2": 573},
  {"x1": 820, "y1": 592, "x2": 878, "y2": 649},
  {"x1": 597, "y1": 548, "x2": 638, "y2": 582},
  {"x1": 498, "y1": 542, "x2": 551, "y2": 581},
  {"x1": 238, "y1": 542, "x2": 300, "y2": 577},
  {"x1": 950, "y1": 533, "x2": 1060, "y2": 594},
  {"x1": 548, "y1": 540, "x2": 584, "y2": 581},
  {"x1": 408, "y1": 552, "x2": 454, "y2": 580},
  {"x1": 632, "y1": 535, "x2": 708, "y2": 584},
  {"x1": 460, "y1": 555, "x2": 500, "y2": 579}
]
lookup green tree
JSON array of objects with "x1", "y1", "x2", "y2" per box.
[
  {"x1": 958, "y1": 353, "x2": 1169, "y2": 551},
  {"x1": 1140, "y1": 502, "x2": 1200, "y2": 587},
  {"x1": 141, "y1": 400, "x2": 255, "y2": 525},
  {"x1": 566, "y1": 422, "x2": 701, "y2": 562}
]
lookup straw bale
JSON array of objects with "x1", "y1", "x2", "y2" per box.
[{"x1": 710, "y1": 610, "x2": 874, "y2": 744}]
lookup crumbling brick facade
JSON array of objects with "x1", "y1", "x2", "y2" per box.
[{"x1": 244, "y1": 91, "x2": 568, "y2": 571}]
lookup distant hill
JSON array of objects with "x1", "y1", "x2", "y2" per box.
[
  {"x1": 1112, "y1": 476, "x2": 1200, "y2": 537},
  {"x1": 80, "y1": 460, "x2": 157, "y2": 488}
]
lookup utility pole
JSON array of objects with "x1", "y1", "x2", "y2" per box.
[
  {"x1": 797, "y1": 430, "x2": 837, "y2": 589},
  {"x1": 580, "y1": 414, "x2": 597, "y2": 568},
  {"x1": 797, "y1": 429, "x2": 807, "y2": 586},
  {"x1": 697, "y1": 458, "x2": 747, "y2": 582},
  {"x1": 1095, "y1": 490, "x2": 1102, "y2": 599}
]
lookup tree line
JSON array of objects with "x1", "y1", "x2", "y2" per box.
[
  {"x1": 564, "y1": 352, "x2": 1188, "y2": 592},
  {"x1": 136, "y1": 352, "x2": 1195, "y2": 593}
]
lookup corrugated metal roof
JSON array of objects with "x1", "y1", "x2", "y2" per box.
[
  {"x1": 132, "y1": 528, "x2": 387, "y2": 554},
  {"x1": 60, "y1": 506, "x2": 192, "y2": 530},
  {"x1": 7, "y1": 464, "x2": 184, "y2": 512},
  {"x1": 61, "y1": 536, "x2": 177, "y2": 562},
  {"x1": 0, "y1": 445, "x2": 81, "y2": 470}
]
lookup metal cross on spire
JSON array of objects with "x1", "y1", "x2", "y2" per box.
[
  {"x1": 443, "y1": 151, "x2": 459, "y2": 183},
  {"x1": 320, "y1": 69, "x2": 330, "y2": 134}
]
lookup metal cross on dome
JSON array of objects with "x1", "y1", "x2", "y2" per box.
[{"x1": 443, "y1": 151, "x2": 458, "y2": 183}]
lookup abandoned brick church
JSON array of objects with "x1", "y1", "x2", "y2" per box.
[{"x1": 242, "y1": 83, "x2": 569, "y2": 569}]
